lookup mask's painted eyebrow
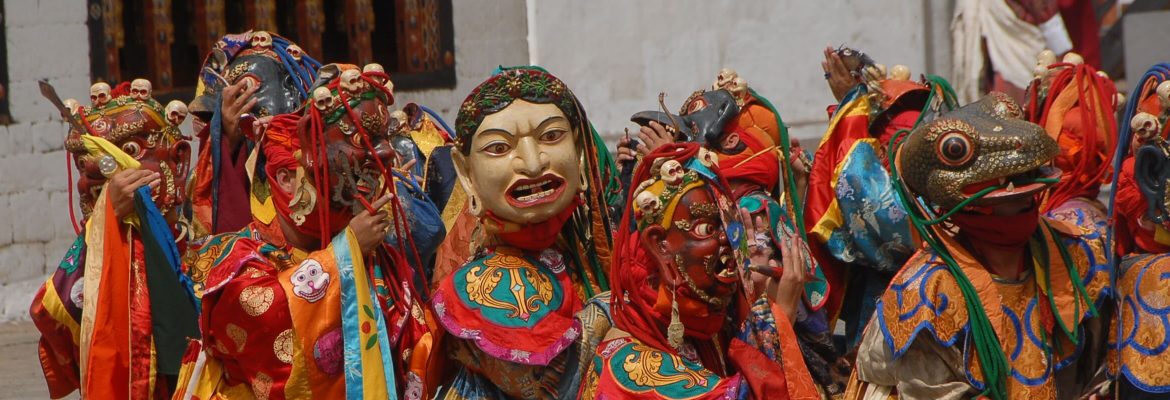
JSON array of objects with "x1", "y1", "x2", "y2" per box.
[
  {"x1": 535, "y1": 115, "x2": 568, "y2": 130},
  {"x1": 477, "y1": 128, "x2": 513, "y2": 138}
]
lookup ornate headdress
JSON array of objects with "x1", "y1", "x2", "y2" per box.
[
  {"x1": 190, "y1": 30, "x2": 321, "y2": 117},
  {"x1": 260, "y1": 63, "x2": 398, "y2": 241},
  {"x1": 190, "y1": 31, "x2": 322, "y2": 235},
  {"x1": 889, "y1": 94, "x2": 1087, "y2": 400},
  {"x1": 63, "y1": 80, "x2": 190, "y2": 221},
  {"x1": 1025, "y1": 52, "x2": 1119, "y2": 211},
  {"x1": 612, "y1": 142, "x2": 747, "y2": 353},
  {"x1": 1109, "y1": 63, "x2": 1170, "y2": 254},
  {"x1": 455, "y1": 67, "x2": 577, "y2": 149}
]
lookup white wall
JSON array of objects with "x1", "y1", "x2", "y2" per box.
[
  {"x1": 526, "y1": 0, "x2": 936, "y2": 142},
  {"x1": 0, "y1": 0, "x2": 91, "y2": 321}
]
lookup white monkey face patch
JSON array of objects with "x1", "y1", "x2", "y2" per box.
[{"x1": 291, "y1": 260, "x2": 330, "y2": 302}]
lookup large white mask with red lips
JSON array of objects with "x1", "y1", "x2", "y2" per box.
[{"x1": 453, "y1": 100, "x2": 583, "y2": 224}]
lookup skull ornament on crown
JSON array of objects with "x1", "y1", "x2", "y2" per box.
[
  {"x1": 64, "y1": 80, "x2": 191, "y2": 217},
  {"x1": 295, "y1": 64, "x2": 398, "y2": 222},
  {"x1": 453, "y1": 67, "x2": 590, "y2": 226},
  {"x1": 190, "y1": 30, "x2": 320, "y2": 120},
  {"x1": 623, "y1": 143, "x2": 745, "y2": 322},
  {"x1": 250, "y1": 31, "x2": 273, "y2": 50},
  {"x1": 129, "y1": 79, "x2": 152, "y2": 101}
]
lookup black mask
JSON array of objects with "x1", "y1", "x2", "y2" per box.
[
  {"x1": 1135, "y1": 141, "x2": 1170, "y2": 224},
  {"x1": 630, "y1": 89, "x2": 741, "y2": 152}
]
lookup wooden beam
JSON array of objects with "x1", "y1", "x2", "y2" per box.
[
  {"x1": 345, "y1": 0, "x2": 375, "y2": 65},
  {"x1": 194, "y1": 0, "x2": 226, "y2": 59},
  {"x1": 294, "y1": 0, "x2": 324, "y2": 58},
  {"x1": 142, "y1": 0, "x2": 174, "y2": 90},
  {"x1": 100, "y1": 0, "x2": 124, "y2": 82},
  {"x1": 247, "y1": 0, "x2": 278, "y2": 32}
]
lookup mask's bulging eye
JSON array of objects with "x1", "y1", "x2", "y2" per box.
[
  {"x1": 687, "y1": 99, "x2": 708, "y2": 114},
  {"x1": 936, "y1": 131, "x2": 974, "y2": 166},
  {"x1": 692, "y1": 222, "x2": 716, "y2": 238},
  {"x1": 121, "y1": 142, "x2": 142, "y2": 159}
]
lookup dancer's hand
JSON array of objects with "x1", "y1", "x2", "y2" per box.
[
  {"x1": 822, "y1": 46, "x2": 859, "y2": 102},
  {"x1": 616, "y1": 136, "x2": 638, "y2": 163},
  {"x1": 221, "y1": 80, "x2": 259, "y2": 148},
  {"x1": 349, "y1": 194, "x2": 394, "y2": 254},
  {"x1": 108, "y1": 169, "x2": 159, "y2": 219},
  {"x1": 638, "y1": 121, "x2": 674, "y2": 155}
]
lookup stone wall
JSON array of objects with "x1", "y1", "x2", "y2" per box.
[{"x1": 0, "y1": 0, "x2": 92, "y2": 320}]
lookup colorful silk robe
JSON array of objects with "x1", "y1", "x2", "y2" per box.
[
  {"x1": 432, "y1": 246, "x2": 611, "y2": 399},
  {"x1": 173, "y1": 225, "x2": 400, "y2": 399},
  {"x1": 1110, "y1": 252, "x2": 1170, "y2": 398},
  {"x1": 806, "y1": 87, "x2": 918, "y2": 345},
  {"x1": 31, "y1": 186, "x2": 199, "y2": 399},
  {"x1": 584, "y1": 335, "x2": 746, "y2": 400},
  {"x1": 579, "y1": 297, "x2": 818, "y2": 400},
  {"x1": 855, "y1": 211, "x2": 1112, "y2": 399},
  {"x1": 738, "y1": 192, "x2": 841, "y2": 394}
]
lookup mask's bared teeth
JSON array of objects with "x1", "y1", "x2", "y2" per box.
[
  {"x1": 1005, "y1": 182, "x2": 1015, "y2": 193},
  {"x1": 716, "y1": 266, "x2": 738, "y2": 282}
]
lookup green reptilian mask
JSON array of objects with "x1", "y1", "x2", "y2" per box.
[{"x1": 898, "y1": 93, "x2": 1061, "y2": 210}]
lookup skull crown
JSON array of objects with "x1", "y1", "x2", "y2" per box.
[
  {"x1": 362, "y1": 63, "x2": 394, "y2": 93},
  {"x1": 339, "y1": 69, "x2": 366, "y2": 93},
  {"x1": 635, "y1": 190, "x2": 661, "y2": 217},
  {"x1": 286, "y1": 44, "x2": 303, "y2": 60},
  {"x1": 250, "y1": 31, "x2": 273, "y2": 49},
  {"x1": 1157, "y1": 81, "x2": 1170, "y2": 111},
  {"x1": 890, "y1": 65, "x2": 911, "y2": 81},
  {"x1": 63, "y1": 98, "x2": 80, "y2": 115},
  {"x1": 1132, "y1": 112, "x2": 1162, "y2": 141},
  {"x1": 89, "y1": 82, "x2": 111, "y2": 107},
  {"x1": 312, "y1": 86, "x2": 336, "y2": 111},
  {"x1": 659, "y1": 160, "x2": 685, "y2": 186},
  {"x1": 165, "y1": 100, "x2": 188, "y2": 126},
  {"x1": 714, "y1": 68, "x2": 738, "y2": 90},
  {"x1": 130, "y1": 78, "x2": 152, "y2": 101}
]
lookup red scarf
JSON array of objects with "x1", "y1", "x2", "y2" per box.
[
  {"x1": 481, "y1": 197, "x2": 580, "y2": 251},
  {"x1": 950, "y1": 206, "x2": 1040, "y2": 250},
  {"x1": 719, "y1": 137, "x2": 779, "y2": 190},
  {"x1": 611, "y1": 144, "x2": 728, "y2": 353},
  {"x1": 263, "y1": 114, "x2": 351, "y2": 240}
]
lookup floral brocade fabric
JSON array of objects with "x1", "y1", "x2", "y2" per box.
[
  {"x1": 821, "y1": 138, "x2": 914, "y2": 273},
  {"x1": 875, "y1": 210, "x2": 1110, "y2": 398},
  {"x1": 433, "y1": 247, "x2": 584, "y2": 366},
  {"x1": 1109, "y1": 252, "x2": 1170, "y2": 394},
  {"x1": 586, "y1": 336, "x2": 744, "y2": 400}
]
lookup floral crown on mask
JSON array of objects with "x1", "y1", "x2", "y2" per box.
[{"x1": 454, "y1": 66, "x2": 579, "y2": 151}]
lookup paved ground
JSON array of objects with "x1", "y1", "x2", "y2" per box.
[{"x1": 0, "y1": 322, "x2": 76, "y2": 399}]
